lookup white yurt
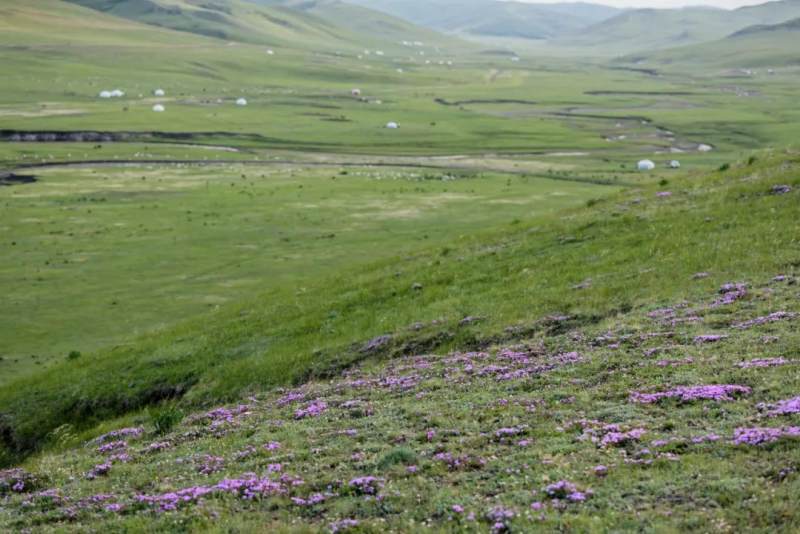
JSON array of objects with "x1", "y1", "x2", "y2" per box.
[
  {"x1": 697, "y1": 144, "x2": 713, "y2": 152},
  {"x1": 266, "y1": 49, "x2": 275, "y2": 55},
  {"x1": 669, "y1": 160, "x2": 681, "y2": 169},
  {"x1": 236, "y1": 98, "x2": 248, "y2": 106},
  {"x1": 637, "y1": 160, "x2": 656, "y2": 171},
  {"x1": 152, "y1": 104, "x2": 165, "y2": 112},
  {"x1": 110, "y1": 89, "x2": 124, "y2": 98},
  {"x1": 99, "y1": 91, "x2": 112, "y2": 99},
  {"x1": 386, "y1": 121, "x2": 399, "y2": 129},
  {"x1": 154, "y1": 89, "x2": 165, "y2": 97},
  {"x1": 351, "y1": 88, "x2": 362, "y2": 97}
]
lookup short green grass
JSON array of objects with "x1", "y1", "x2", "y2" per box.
[
  {"x1": 1, "y1": 148, "x2": 797, "y2": 465},
  {"x1": 0, "y1": 162, "x2": 612, "y2": 382},
  {"x1": 1, "y1": 150, "x2": 798, "y2": 532}
]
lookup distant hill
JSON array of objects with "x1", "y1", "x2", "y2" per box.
[
  {"x1": 621, "y1": 16, "x2": 800, "y2": 69},
  {"x1": 63, "y1": 0, "x2": 460, "y2": 51},
  {"x1": 343, "y1": 0, "x2": 621, "y2": 40},
  {"x1": 248, "y1": 0, "x2": 462, "y2": 48},
  {"x1": 560, "y1": 0, "x2": 800, "y2": 53}
]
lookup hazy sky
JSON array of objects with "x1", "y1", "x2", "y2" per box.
[{"x1": 511, "y1": 0, "x2": 766, "y2": 7}]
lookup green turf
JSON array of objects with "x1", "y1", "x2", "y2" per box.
[
  {"x1": 1, "y1": 0, "x2": 799, "y2": 500},
  {"x1": 0, "y1": 149, "x2": 798, "y2": 532},
  {"x1": 0, "y1": 162, "x2": 612, "y2": 383}
]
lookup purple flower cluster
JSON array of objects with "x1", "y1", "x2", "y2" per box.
[
  {"x1": 600, "y1": 428, "x2": 646, "y2": 448},
  {"x1": 294, "y1": 400, "x2": 328, "y2": 419},
  {"x1": 93, "y1": 427, "x2": 143, "y2": 445},
  {"x1": 0, "y1": 468, "x2": 41, "y2": 495},
  {"x1": 199, "y1": 404, "x2": 252, "y2": 430},
  {"x1": 486, "y1": 506, "x2": 515, "y2": 532},
  {"x1": 712, "y1": 283, "x2": 747, "y2": 307},
  {"x1": 197, "y1": 455, "x2": 225, "y2": 475},
  {"x1": 276, "y1": 390, "x2": 305, "y2": 406},
  {"x1": 494, "y1": 426, "x2": 526, "y2": 440},
  {"x1": 732, "y1": 426, "x2": 800, "y2": 446},
  {"x1": 329, "y1": 519, "x2": 359, "y2": 533},
  {"x1": 433, "y1": 452, "x2": 486, "y2": 471},
  {"x1": 630, "y1": 384, "x2": 751, "y2": 404},
  {"x1": 348, "y1": 476, "x2": 381, "y2": 495},
  {"x1": 544, "y1": 480, "x2": 590, "y2": 502},
  {"x1": 291, "y1": 492, "x2": 328, "y2": 506},
  {"x1": 142, "y1": 441, "x2": 172, "y2": 454},
  {"x1": 135, "y1": 472, "x2": 302, "y2": 512},
  {"x1": 86, "y1": 463, "x2": 112, "y2": 480},
  {"x1": 694, "y1": 334, "x2": 728, "y2": 344},
  {"x1": 737, "y1": 357, "x2": 790, "y2": 369},
  {"x1": 97, "y1": 440, "x2": 128, "y2": 455},
  {"x1": 733, "y1": 311, "x2": 797, "y2": 329},
  {"x1": 655, "y1": 358, "x2": 694, "y2": 367},
  {"x1": 758, "y1": 396, "x2": 800, "y2": 417}
]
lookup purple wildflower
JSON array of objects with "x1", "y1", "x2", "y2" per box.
[
  {"x1": 97, "y1": 440, "x2": 128, "y2": 455},
  {"x1": 712, "y1": 283, "x2": 747, "y2": 307},
  {"x1": 693, "y1": 334, "x2": 728, "y2": 344},
  {"x1": 600, "y1": 428, "x2": 646, "y2": 447},
  {"x1": 93, "y1": 427, "x2": 143, "y2": 445},
  {"x1": 733, "y1": 311, "x2": 797, "y2": 329},
  {"x1": 737, "y1": 358, "x2": 790, "y2": 369},
  {"x1": 630, "y1": 384, "x2": 751, "y2": 404},
  {"x1": 544, "y1": 480, "x2": 590, "y2": 502},
  {"x1": 732, "y1": 426, "x2": 800, "y2": 446},
  {"x1": 758, "y1": 396, "x2": 800, "y2": 417},
  {"x1": 348, "y1": 476, "x2": 381, "y2": 495},
  {"x1": 593, "y1": 465, "x2": 608, "y2": 476},
  {"x1": 329, "y1": 519, "x2": 359, "y2": 533},
  {"x1": 294, "y1": 400, "x2": 328, "y2": 419}
]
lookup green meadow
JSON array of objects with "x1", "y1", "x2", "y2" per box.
[
  {"x1": 1, "y1": 0, "x2": 800, "y2": 530},
  {"x1": 1, "y1": 162, "x2": 611, "y2": 383}
]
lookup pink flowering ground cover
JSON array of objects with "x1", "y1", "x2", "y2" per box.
[{"x1": 1, "y1": 271, "x2": 799, "y2": 532}]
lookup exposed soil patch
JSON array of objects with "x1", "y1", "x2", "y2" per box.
[
  {"x1": 435, "y1": 98, "x2": 537, "y2": 106},
  {"x1": 0, "y1": 173, "x2": 37, "y2": 186}
]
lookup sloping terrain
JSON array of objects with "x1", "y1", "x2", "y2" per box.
[
  {"x1": 0, "y1": 150, "x2": 799, "y2": 531},
  {"x1": 250, "y1": 0, "x2": 462, "y2": 48},
  {"x1": 63, "y1": 0, "x2": 459, "y2": 50},
  {"x1": 561, "y1": 0, "x2": 800, "y2": 54},
  {"x1": 1, "y1": 148, "x2": 797, "y2": 462},
  {"x1": 344, "y1": 0, "x2": 621, "y2": 40},
  {"x1": 628, "y1": 17, "x2": 800, "y2": 69}
]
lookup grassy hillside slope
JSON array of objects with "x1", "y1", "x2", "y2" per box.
[
  {"x1": 64, "y1": 0, "x2": 459, "y2": 50},
  {"x1": 1, "y1": 148, "x2": 797, "y2": 466},
  {"x1": 625, "y1": 17, "x2": 800, "y2": 69},
  {"x1": 562, "y1": 0, "x2": 800, "y2": 53},
  {"x1": 0, "y1": 149, "x2": 798, "y2": 531},
  {"x1": 344, "y1": 0, "x2": 621, "y2": 40}
]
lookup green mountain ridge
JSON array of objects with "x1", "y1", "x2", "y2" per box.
[
  {"x1": 63, "y1": 0, "x2": 461, "y2": 51},
  {"x1": 561, "y1": 0, "x2": 800, "y2": 53},
  {"x1": 621, "y1": 15, "x2": 800, "y2": 69},
  {"x1": 343, "y1": 0, "x2": 622, "y2": 40}
]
